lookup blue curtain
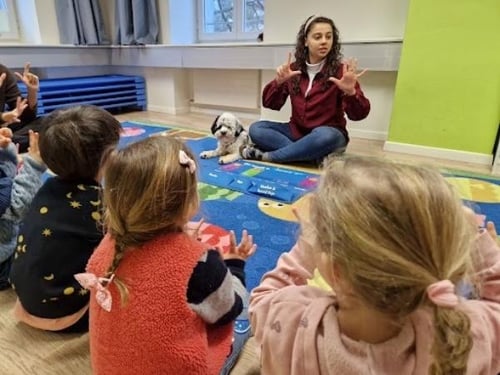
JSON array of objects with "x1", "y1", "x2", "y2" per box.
[
  {"x1": 114, "y1": 0, "x2": 159, "y2": 45},
  {"x1": 55, "y1": 0, "x2": 109, "y2": 45}
]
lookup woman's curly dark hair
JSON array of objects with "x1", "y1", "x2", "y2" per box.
[{"x1": 291, "y1": 15, "x2": 342, "y2": 94}]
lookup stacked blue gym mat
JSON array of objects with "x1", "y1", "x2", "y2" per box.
[{"x1": 18, "y1": 75, "x2": 146, "y2": 115}]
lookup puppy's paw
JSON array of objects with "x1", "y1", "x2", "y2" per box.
[
  {"x1": 200, "y1": 151, "x2": 214, "y2": 159},
  {"x1": 219, "y1": 154, "x2": 238, "y2": 165}
]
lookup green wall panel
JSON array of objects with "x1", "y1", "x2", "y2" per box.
[{"x1": 389, "y1": 0, "x2": 500, "y2": 154}]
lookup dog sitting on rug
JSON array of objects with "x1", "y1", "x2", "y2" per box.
[{"x1": 200, "y1": 112, "x2": 250, "y2": 164}]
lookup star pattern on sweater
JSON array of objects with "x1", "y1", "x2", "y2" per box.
[
  {"x1": 69, "y1": 201, "x2": 82, "y2": 209},
  {"x1": 42, "y1": 228, "x2": 52, "y2": 237}
]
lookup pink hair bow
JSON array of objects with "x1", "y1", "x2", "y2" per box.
[
  {"x1": 74, "y1": 273, "x2": 115, "y2": 312},
  {"x1": 179, "y1": 150, "x2": 196, "y2": 174},
  {"x1": 426, "y1": 279, "x2": 459, "y2": 308}
]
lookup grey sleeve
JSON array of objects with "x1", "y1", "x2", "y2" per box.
[{"x1": 4, "y1": 155, "x2": 46, "y2": 221}]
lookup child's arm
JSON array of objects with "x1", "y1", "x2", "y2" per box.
[
  {"x1": 248, "y1": 239, "x2": 319, "y2": 355},
  {"x1": 0, "y1": 131, "x2": 17, "y2": 216},
  {"x1": 468, "y1": 223, "x2": 500, "y2": 369},
  {"x1": 249, "y1": 239, "x2": 317, "y2": 308},
  {"x1": 4, "y1": 131, "x2": 46, "y2": 221},
  {"x1": 187, "y1": 230, "x2": 256, "y2": 326},
  {"x1": 187, "y1": 249, "x2": 246, "y2": 326}
]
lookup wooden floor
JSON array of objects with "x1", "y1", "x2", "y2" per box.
[{"x1": 117, "y1": 110, "x2": 494, "y2": 176}]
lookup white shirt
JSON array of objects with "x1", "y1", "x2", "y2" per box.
[{"x1": 305, "y1": 59, "x2": 325, "y2": 97}]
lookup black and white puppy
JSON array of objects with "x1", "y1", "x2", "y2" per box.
[{"x1": 200, "y1": 112, "x2": 249, "y2": 164}]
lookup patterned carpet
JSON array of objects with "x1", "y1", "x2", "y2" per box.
[{"x1": 120, "y1": 121, "x2": 500, "y2": 288}]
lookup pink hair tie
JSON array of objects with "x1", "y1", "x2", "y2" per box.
[
  {"x1": 179, "y1": 150, "x2": 196, "y2": 174},
  {"x1": 426, "y1": 280, "x2": 459, "y2": 308}
]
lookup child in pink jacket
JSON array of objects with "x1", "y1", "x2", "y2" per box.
[{"x1": 250, "y1": 156, "x2": 500, "y2": 374}]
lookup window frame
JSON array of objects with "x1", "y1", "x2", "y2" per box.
[
  {"x1": 197, "y1": 0, "x2": 263, "y2": 43},
  {"x1": 0, "y1": 0, "x2": 20, "y2": 40}
]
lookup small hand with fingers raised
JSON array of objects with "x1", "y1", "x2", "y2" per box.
[
  {"x1": 329, "y1": 57, "x2": 367, "y2": 96},
  {"x1": 27, "y1": 130, "x2": 44, "y2": 165},
  {"x1": 222, "y1": 229, "x2": 257, "y2": 261},
  {"x1": 275, "y1": 52, "x2": 301, "y2": 85},
  {"x1": 15, "y1": 63, "x2": 39, "y2": 92},
  {"x1": 1, "y1": 97, "x2": 28, "y2": 125}
]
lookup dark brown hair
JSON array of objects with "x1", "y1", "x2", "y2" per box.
[
  {"x1": 291, "y1": 15, "x2": 342, "y2": 94},
  {"x1": 39, "y1": 105, "x2": 121, "y2": 181}
]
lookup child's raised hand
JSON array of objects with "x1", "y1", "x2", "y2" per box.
[
  {"x1": 0, "y1": 127, "x2": 13, "y2": 148},
  {"x1": 1, "y1": 97, "x2": 28, "y2": 125},
  {"x1": 15, "y1": 63, "x2": 39, "y2": 92},
  {"x1": 223, "y1": 229, "x2": 257, "y2": 261},
  {"x1": 27, "y1": 130, "x2": 43, "y2": 164}
]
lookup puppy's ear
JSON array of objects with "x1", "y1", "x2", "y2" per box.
[
  {"x1": 210, "y1": 116, "x2": 220, "y2": 135},
  {"x1": 234, "y1": 120, "x2": 245, "y2": 137}
]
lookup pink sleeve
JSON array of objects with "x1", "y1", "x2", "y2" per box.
[
  {"x1": 474, "y1": 230, "x2": 500, "y2": 302},
  {"x1": 249, "y1": 242, "x2": 316, "y2": 339},
  {"x1": 470, "y1": 231, "x2": 500, "y2": 369}
]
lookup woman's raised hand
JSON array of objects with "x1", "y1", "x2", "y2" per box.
[
  {"x1": 275, "y1": 52, "x2": 301, "y2": 85},
  {"x1": 329, "y1": 57, "x2": 367, "y2": 96}
]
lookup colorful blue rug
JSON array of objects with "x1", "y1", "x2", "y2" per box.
[
  {"x1": 42, "y1": 121, "x2": 498, "y2": 290},
  {"x1": 118, "y1": 122, "x2": 500, "y2": 288},
  {"x1": 443, "y1": 172, "x2": 500, "y2": 228}
]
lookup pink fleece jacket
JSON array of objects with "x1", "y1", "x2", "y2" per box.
[{"x1": 249, "y1": 231, "x2": 500, "y2": 374}]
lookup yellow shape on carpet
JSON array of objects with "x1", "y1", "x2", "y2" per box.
[
  {"x1": 445, "y1": 177, "x2": 500, "y2": 203},
  {"x1": 258, "y1": 194, "x2": 311, "y2": 222}
]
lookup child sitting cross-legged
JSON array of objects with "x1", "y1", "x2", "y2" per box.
[
  {"x1": 77, "y1": 136, "x2": 256, "y2": 375},
  {"x1": 9, "y1": 105, "x2": 122, "y2": 333}
]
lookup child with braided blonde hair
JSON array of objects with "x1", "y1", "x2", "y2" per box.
[
  {"x1": 250, "y1": 156, "x2": 500, "y2": 374},
  {"x1": 78, "y1": 136, "x2": 256, "y2": 375}
]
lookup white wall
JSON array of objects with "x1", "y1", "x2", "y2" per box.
[
  {"x1": 33, "y1": 0, "x2": 59, "y2": 44},
  {"x1": 264, "y1": 0, "x2": 410, "y2": 43}
]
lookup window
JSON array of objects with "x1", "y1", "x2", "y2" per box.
[
  {"x1": 0, "y1": 0, "x2": 19, "y2": 40},
  {"x1": 198, "y1": 0, "x2": 264, "y2": 42}
]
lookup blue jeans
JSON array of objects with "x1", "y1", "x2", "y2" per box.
[{"x1": 249, "y1": 120, "x2": 347, "y2": 163}]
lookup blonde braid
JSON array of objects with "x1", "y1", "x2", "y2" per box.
[
  {"x1": 430, "y1": 307, "x2": 473, "y2": 375},
  {"x1": 105, "y1": 239, "x2": 129, "y2": 305}
]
